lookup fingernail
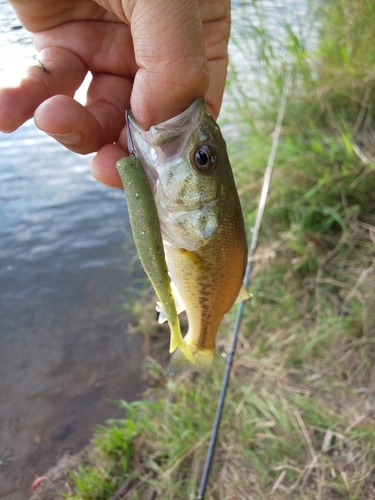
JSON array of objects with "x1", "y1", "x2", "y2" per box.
[{"x1": 49, "y1": 131, "x2": 82, "y2": 145}]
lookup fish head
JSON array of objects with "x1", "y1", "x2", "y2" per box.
[{"x1": 127, "y1": 98, "x2": 228, "y2": 251}]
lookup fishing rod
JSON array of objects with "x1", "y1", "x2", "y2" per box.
[{"x1": 197, "y1": 90, "x2": 287, "y2": 500}]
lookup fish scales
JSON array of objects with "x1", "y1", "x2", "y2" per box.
[{"x1": 124, "y1": 97, "x2": 249, "y2": 374}]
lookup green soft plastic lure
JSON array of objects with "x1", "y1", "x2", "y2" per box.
[
  {"x1": 116, "y1": 155, "x2": 195, "y2": 365},
  {"x1": 123, "y1": 99, "x2": 249, "y2": 375}
]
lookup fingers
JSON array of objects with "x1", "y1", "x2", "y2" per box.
[
  {"x1": 0, "y1": 47, "x2": 87, "y2": 132},
  {"x1": 201, "y1": 3, "x2": 231, "y2": 120},
  {"x1": 32, "y1": 21, "x2": 136, "y2": 78},
  {"x1": 0, "y1": 20, "x2": 136, "y2": 137},
  {"x1": 91, "y1": 143, "x2": 126, "y2": 188},
  {"x1": 34, "y1": 74, "x2": 132, "y2": 154},
  {"x1": 205, "y1": 59, "x2": 228, "y2": 120},
  {"x1": 1, "y1": 0, "x2": 230, "y2": 191}
]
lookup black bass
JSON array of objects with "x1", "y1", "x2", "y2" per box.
[{"x1": 117, "y1": 98, "x2": 248, "y2": 374}]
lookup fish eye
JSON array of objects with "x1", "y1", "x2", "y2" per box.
[{"x1": 192, "y1": 145, "x2": 217, "y2": 174}]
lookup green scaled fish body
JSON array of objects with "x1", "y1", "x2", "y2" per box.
[{"x1": 121, "y1": 98, "x2": 248, "y2": 374}]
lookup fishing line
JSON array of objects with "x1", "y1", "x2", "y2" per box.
[{"x1": 197, "y1": 90, "x2": 287, "y2": 500}]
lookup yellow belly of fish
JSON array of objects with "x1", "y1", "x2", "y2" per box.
[{"x1": 165, "y1": 207, "x2": 248, "y2": 374}]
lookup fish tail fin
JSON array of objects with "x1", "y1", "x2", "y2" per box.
[{"x1": 168, "y1": 344, "x2": 215, "y2": 376}]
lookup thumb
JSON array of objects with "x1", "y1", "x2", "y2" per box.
[{"x1": 126, "y1": 0, "x2": 209, "y2": 129}]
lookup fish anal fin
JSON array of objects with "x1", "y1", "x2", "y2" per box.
[
  {"x1": 155, "y1": 302, "x2": 167, "y2": 324},
  {"x1": 168, "y1": 345, "x2": 214, "y2": 376},
  {"x1": 235, "y1": 285, "x2": 252, "y2": 304},
  {"x1": 156, "y1": 280, "x2": 186, "y2": 324}
]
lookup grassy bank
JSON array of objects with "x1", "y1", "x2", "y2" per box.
[{"x1": 64, "y1": 1, "x2": 375, "y2": 498}]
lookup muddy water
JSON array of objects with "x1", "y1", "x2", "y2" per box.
[
  {"x1": 0, "y1": 4, "x2": 148, "y2": 498},
  {"x1": 1, "y1": 266, "x2": 146, "y2": 499}
]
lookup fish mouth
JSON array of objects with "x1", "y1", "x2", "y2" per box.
[
  {"x1": 152, "y1": 98, "x2": 207, "y2": 146},
  {"x1": 127, "y1": 98, "x2": 207, "y2": 149}
]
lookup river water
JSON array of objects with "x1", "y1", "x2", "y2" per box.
[{"x1": 0, "y1": 3, "x2": 147, "y2": 498}]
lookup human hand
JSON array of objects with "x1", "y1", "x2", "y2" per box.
[{"x1": 0, "y1": 0, "x2": 230, "y2": 187}]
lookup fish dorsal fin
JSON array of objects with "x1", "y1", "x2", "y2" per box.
[{"x1": 235, "y1": 285, "x2": 252, "y2": 304}]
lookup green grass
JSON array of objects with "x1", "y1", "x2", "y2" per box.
[{"x1": 65, "y1": 1, "x2": 375, "y2": 498}]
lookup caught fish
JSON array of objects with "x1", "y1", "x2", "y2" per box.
[{"x1": 117, "y1": 98, "x2": 248, "y2": 374}]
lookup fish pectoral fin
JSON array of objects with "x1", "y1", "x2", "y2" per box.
[
  {"x1": 168, "y1": 344, "x2": 214, "y2": 376},
  {"x1": 235, "y1": 285, "x2": 252, "y2": 304},
  {"x1": 176, "y1": 248, "x2": 209, "y2": 277}
]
